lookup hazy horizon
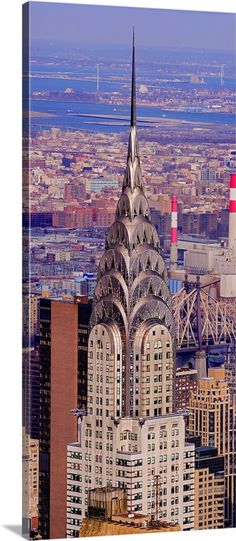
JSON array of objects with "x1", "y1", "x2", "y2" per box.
[{"x1": 27, "y1": 1, "x2": 236, "y2": 52}]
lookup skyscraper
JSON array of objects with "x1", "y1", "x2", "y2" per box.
[
  {"x1": 38, "y1": 296, "x2": 91, "y2": 539},
  {"x1": 67, "y1": 34, "x2": 195, "y2": 537},
  {"x1": 187, "y1": 438, "x2": 225, "y2": 530},
  {"x1": 22, "y1": 346, "x2": 40, "y2": 440},
  {"x1": 188, "y1": 367, "x2": 235, "y2": 527},
  {"x1": 22, "y1": 427, "x2": 39, "y2": 536}
]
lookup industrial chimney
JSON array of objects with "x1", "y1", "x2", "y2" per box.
[
  {"x1": 170, "y1": 195, "x2": 178, "y2": 271},
  {"x1": 229, "y1": 172, "x2": 236, "y2": 252}
]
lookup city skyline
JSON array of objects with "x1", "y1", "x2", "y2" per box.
[{"x1": 22, "y1": 3, "x2": 236, "y2": 539}]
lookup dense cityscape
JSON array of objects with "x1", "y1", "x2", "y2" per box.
[
  {"x1": 23, "y1": 5, "x2": 236, "y2": 541},
  {"x1": 23, "y1": 126, "x2": 234, "y2": 300}
]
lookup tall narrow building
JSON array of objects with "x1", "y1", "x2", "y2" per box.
[
  {"x1": 89, "y1": 31, "x2": 176, "y2": 420},
  {"x1": 38, "y1": 296, "x2": 91, "y2": 539},
  {"x1": 67, "y1": 34, "x2": 195, "y2": 537}
]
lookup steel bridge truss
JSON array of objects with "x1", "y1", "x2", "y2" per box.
[{"x1": 172, "y1": 276, "x2": 236, "y2": 351}]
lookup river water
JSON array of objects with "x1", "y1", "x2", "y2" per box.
[{"x1": 23, "y1": 62, "x2": 236, "y2": 133}]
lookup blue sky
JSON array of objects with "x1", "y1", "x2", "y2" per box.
[{"x1": 28, "y1": 1, "x2": 236, "y2": 51}]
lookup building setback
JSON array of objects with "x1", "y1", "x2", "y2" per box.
[
  {"x1": 38, "y1": 296, "x2": 91, "y2": 539},
  {"x1": 66, "y1": 34, "x2": 195, "y2": 537}
]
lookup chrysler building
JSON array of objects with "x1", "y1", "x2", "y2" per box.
[{"x1": 66, "y1": 33, "x2": 195, "y2": 537}]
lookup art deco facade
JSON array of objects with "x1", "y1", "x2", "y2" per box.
[{"x1": 66, "y1": 36, "x2": 195, "y2": 537}]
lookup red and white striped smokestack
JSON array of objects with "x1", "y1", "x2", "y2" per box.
[
  {"x1": 170, "y1": 195, "x2": 178, "y2": 270},
  {"x1": 229, "y1": 172, "x2": 236, "y2": 252},
  {"x1": 171, "y1": 195, "x2": 178, "y2": 244}
]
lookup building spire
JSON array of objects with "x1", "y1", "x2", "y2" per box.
[
  {"x1": 131, "y1": 27, "x2": 136, "y2": 127},
  {"x1": 90, "y1": 36, "x2": 175, "y2": 419},
  {"x1": 123, "y1": 28, "x2": 142, "y2": 190}
]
